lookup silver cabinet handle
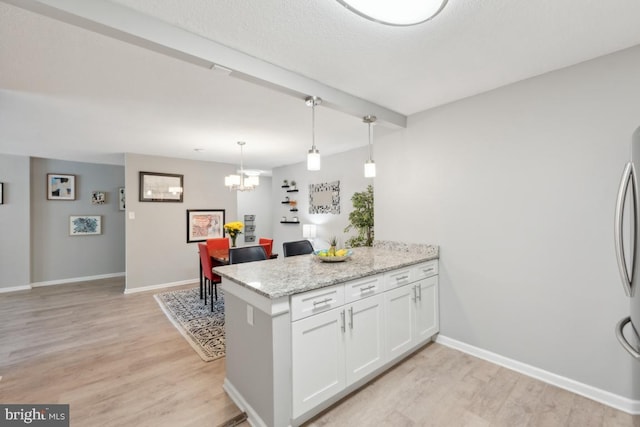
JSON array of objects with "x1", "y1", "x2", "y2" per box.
[
  {"x1": 614, "y1": 162, "x2": 636, "y2": 297},
  {"x1": 412, "y1": 285, "x2": 417, "y2": 301},
  {"x1": 396, "y1": 275, "x2": 409, "y2": 282},
  {"x1": 616, "y1": 316, "x2": 640, "y2": 359},
  {"x1": 340, "y1": 310, "x2": 345, "y2": 333},
  {"x1": 360, "y1": 285, "x2": 376, "y2": 293},
  {"x1": 348, "y1": 307, "x2": 354, "y2": 329},
  {"x1": 417, "y1": 284, "x2": 422, "y2": 301},
  {"x1": 313, "y1": 297, "x2": 332, "y2": 307},
  {"x1": 422, "y1": 267, "x2": 434, "y2": 274}
]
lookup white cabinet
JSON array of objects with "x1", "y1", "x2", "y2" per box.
[
  {"x1": 291, "y1": 307, "x2": 345, "y2": 417},
  {"x1": 291, "y1": 279, "x2": 385, "y2": 417},
  {"x1": 385, "y1": 267, "x2": 439, "y2": 361},
  {"x1": 291, "y1": 261, "x2": 439, "y2": 420},
  {"x1": 345, "y1": 294, "x2": 385, "y2": 384}
]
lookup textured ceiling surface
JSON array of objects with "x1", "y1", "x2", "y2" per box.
[{"x1": 1, "y1": 0, "x2": 640, "y2": 168}]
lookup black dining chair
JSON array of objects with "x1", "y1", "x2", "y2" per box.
[
  {"x1": 229, "y1": 246, "x2": 268, "y2": 265},
  {"x1": 282, "y1": 240, "x2": 314, "y2": 257}
]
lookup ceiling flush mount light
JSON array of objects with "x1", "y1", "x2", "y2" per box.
[
  {"x1": 306, "y1": 96, "x2": 322, "y2": 171},
  {"x1": 363, "y1": 115, "x2": 377, "y2": 178},
  {"x1": 225, "y1": 141, "x2": 260, "y2": 191},
  {"x1": 337, "y1": 0, "x2": 447, "y2": 26}
]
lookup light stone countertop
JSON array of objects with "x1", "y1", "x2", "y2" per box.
[{"x1": 213, "y1": 242, "x2": 439, "y2": 299}]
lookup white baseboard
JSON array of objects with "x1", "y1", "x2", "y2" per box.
[
  {"x1": 30, "y1": 272, "x2": 126, "y2": 288},
  {"x1": 436, "y1": 335, "x2": 640, "y2": 415},
  {"x1": 123, "y1": 278, "x2": 198, "y2": 294},
  {"x1": 223, "y1": 378, "x2": 269, "y2": 427},
  {"x1": 0, "y1": 285, "x2": 32, "y2": 293}
]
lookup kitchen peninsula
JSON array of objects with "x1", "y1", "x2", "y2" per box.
[{"x1": 214, "y1": 241, "x2": 439, "y2": 427}]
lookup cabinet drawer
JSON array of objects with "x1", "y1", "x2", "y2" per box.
[
  {"x1": 344, "y1": 274, "x2": 382, "y2": 303},
  {"x1": 291, "y1": 285, "x2": 345, "y2": 321},
  {"x1": 384, "y1": 267, "x2": 413, "y2": 291},
  {"x1": 411, "y1": 260, "x2": 438, "y2": 281}
]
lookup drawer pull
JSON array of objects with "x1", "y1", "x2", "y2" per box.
[
  {"x1": 422, "y1": 267, "x2": 434, "y2": 274},
  {"x1": 396, "y1": 275, "x2": 409, "y2": 282},
  {"x1": 312, "y1": 297, "x2": 333, "y2": 307},
  {"x1": 360, "y1": 285, "x2": 376, "y2": 292}
]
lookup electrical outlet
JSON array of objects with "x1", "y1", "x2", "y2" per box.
[{"x1": 247, "y1": 305, "x2": 254, "y2": 326}]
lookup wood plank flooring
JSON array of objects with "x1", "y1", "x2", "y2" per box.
[{"x1": 1, "y1": 278, "x2": 638, "y2": 426}]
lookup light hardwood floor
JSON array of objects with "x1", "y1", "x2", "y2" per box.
[{"x1": 1, "y1": 278, "x2": 638, "y2": 427}]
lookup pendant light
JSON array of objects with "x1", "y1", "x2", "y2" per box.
[
  {"x1": 336, "y1": 0, "x2": 447, "y2": 26},
  {"x1": 225, "y1": 141, "x2": 259, "y2": 191},
  {"x1": 306, "y1": 96, "x2": 321, "y2": 171},
  {"x1": 363, "y1": 115, "x2": 376, "y2": 178}
]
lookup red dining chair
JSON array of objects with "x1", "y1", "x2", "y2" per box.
[
  {"x1": 259, "y1": 237, "x2": 273, "y2": 258},
  {"x1": 198, "y1": 243, "x2": 220, "y2": 310},
  {"x1": 207, "y1": 237, "x2": 230, "y2": 252}
]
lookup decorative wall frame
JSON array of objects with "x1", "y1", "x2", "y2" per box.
[
  {"x1": 47, "y1": 173, "x2": 76, "y2": 200},
  {"x1": 91, "y1": 191, "x2": 106, "y2": 205},
  {"x1": 309, "y1": 180, "x2": 340, "y2": 214},
  {"x1": 186, "y1": 209, "x2": 225, "y2": 243},
  {"x1": 139, "y1": 171, "x2": 184, "y2": 202},
  {"x1": 70, "y1": 215, "x2": 102, "y2": 236},
  {"x1": 118, "y1": 187, "x2": 126, "y2": 211},
  {"x1": 0, "y1": 182, "x2": 3, "y2": 205}
]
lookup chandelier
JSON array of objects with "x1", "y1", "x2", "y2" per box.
[{"x1": 225, "y1": 141, "x2": 259, "y2": 191}]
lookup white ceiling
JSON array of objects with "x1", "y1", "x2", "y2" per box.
[{"x1": 2, "y1": 0, "x2": 640, "y2": 170}]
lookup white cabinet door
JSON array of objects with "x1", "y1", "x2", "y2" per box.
[
  {"x1": 414, "y1": 276, "x2": 439, "y2": 343},
  {"x1": 345, "y1": 294, "x2": 385, "y2": 384},
  {"x1": 384, "y1": 284, "x2": 415, "y2": 360},
  {"x1": 292, "y1": 307, "x2": 345, "y2": 418}
]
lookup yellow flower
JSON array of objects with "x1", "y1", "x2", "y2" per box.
[{"x1": 224, "y1": 221, "x2": 244, "y2": 236}]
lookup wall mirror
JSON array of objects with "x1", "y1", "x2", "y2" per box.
[{"x1": 309, "y1": 181, "x2": 340, "y2": 214}]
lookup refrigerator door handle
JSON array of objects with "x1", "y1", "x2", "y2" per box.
[
  {"x1": 615, "y1": 316, "x2": 640, "y2": 360},
  {"x1": 614, "y1": 162, "x2": 635, "y2": 297}
]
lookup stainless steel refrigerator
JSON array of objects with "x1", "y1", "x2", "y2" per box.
[{"x1": 614, "y1": 126, "x2": 640, "y2": 362}]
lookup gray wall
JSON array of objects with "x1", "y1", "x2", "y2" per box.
[
  {"x1": 30, "y1": 158, "x2": 125, "y2": 283},
  {"x1": 124, "y1": 153, "x2": 237, "y2": 291},
  {"x1": 272, "y1": 146, "x2": 372, "y2": 253},
  {"x1": 375, "y1": 45, "x2": 640, "y2": 399},
  {"x1": 0, "y1": 154, "x2": 31, "y2": 290}
]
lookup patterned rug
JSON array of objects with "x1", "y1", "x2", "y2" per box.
[{"x1": 154, "y1": 287, "x2": 225, "y2": 362}]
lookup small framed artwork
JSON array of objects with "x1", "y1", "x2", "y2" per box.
[
  {"x1": 118, "y1": 187, "x2": 126, "y2": 211},
  {"x1": 0, "y1": 182, "x2": 3, "y2": 204},
  {"x1": 186, "y1": 209, "x2": 225, "y2": 243},
  {"x1": 47, "y1": 173, "x2": 76, "y2": 200},
  {"x1": 139, "y1": 171, "x2": 184, "y2": 202},
  {"x1": 70, "y1": 215, "x2": 102, "y2": 236},
  {"x1": 91, "y1": 191, "x2": 106, "y2": 205}
]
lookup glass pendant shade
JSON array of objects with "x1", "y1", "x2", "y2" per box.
[
  {"x1": 364, "y1": 160, "x2": 376, "y2": 178},
  {"x1": 307, "y1": 148, "x2": 321, "y2": 171},
  {"x1": 337, "y1": 0, "x2": 447, "y2": 26}
]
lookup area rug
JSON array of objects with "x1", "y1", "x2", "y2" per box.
[{"x1": 154, "y1": 287, "x2": 225, "y2": 362}]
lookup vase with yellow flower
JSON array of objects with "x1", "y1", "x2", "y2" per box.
[{"x1": 224, "y1": 221, "x2": 244, "y2": 247}]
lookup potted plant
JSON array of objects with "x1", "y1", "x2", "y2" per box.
[
  {"x1": 344, "y1": 185, "x2": 374, "y2": 247},
  {"x1": 290, "y1": 180, "x2": 297, "y2": 190},
  {"x1": 282, "y1": 179, "x2": 289, "y2": 188}
]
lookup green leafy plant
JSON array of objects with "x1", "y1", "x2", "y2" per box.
[{"x1": 344, "y1": 185, "x2": 374, "y2": 247}]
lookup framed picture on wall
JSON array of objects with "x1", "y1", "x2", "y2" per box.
[
  {"x1": 186, "y1": 209, "x2": 225, "y2": 243},
  {"x1": 47, "y1": 173, "x2": 76, "y2": 200},
  {"x1": 139, "y1": 171, "x2": 183, "y2": 202},
  {"x1": 118, "y1": 187, "x2": 125, "y2": 211},
  {"x1": 69, "y1": 215, "x2": 102, "y2": 236},
  {"x1": 91, "y1": 191, "x2": 106, "y2": 205}
]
